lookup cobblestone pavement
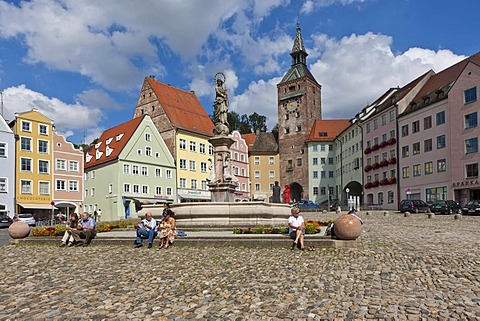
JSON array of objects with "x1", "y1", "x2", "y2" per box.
[{"x1": 1, "y1": 212, "x2": 480, "y2": 320}]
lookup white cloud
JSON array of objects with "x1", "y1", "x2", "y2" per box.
[
  {"x1": 2, "y1": 85, "x2": 104, "y2": 141},
  {"x1": 76, "y1": 89, "x2": 122, "y2": 111},
  {"x1": 302, "y1": 0, "x2": 367, "y2": 13}
]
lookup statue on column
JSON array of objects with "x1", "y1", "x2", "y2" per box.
[
  {"x1": 213, "y1": 72, "x2": 230, "y2": 136},
  {"x1": 206, "y1": 158, "x2": 216, "y2": 183}
]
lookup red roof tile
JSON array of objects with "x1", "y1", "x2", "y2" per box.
[
  {"x1": 84, "y1": 116, "x2": 144, "y2": 169},
  {"x1": 147, "y1": 78, "x2": 214, "y2": 137},
  {"x1": 241, "y1": 133, "x2": 256, "y2": 151},
  {"x1": 307, "y1": 119, "x2": 351, "y2": 141}
]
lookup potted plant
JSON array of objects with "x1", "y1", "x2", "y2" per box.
[
  {"x1": 364, "y1": 147, "x2": 372, "y2": 154},
  {"x1": 364, "y1": 164, "x2": 372, "y2": 172}
]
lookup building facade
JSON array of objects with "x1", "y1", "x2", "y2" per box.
[
  {"x1": 84, "y1": 115, "x2": 177, "y2": 221},
  {"x1": 10, "y1": 109, "x2": 54, "y2": 218},
  {"x1": 0, "y1": 115, "x2": 15, "y2": 218},
  {"x1": 277, "y1": 23, "x2": 322, "y2": 202},
  {"x1": 229, "y1": 130, "x2": 250, "y2": 201},
  {"x1": 53, "y1": 130, "x2": 84, "y2": 217}
]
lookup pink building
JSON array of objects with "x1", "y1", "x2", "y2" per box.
[
  {"x1": 229, "y1": 130, "x2": 250, "y2": 201},
  {"x1": 53, "y1": 130, "x2": 84, "y2": 217},
  {"x1": 361, "y1": 72, "x2": 432, "y2": 210},
  {"x1": 398, "y1": 53, "x2": 480, "y2": 206}
]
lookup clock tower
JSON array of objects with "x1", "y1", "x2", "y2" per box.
[{"x1": 277, "y1": 22, "x2": 322, "y2": 202}]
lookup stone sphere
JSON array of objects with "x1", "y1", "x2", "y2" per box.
[
  {"x1": 8, "y1": 222, "x2": 31, "y2": 239},
  {"x1": 334, "y1": 214, "x2": 363, "y2": 240}
]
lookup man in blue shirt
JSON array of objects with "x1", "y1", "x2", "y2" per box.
[
  {"x1": 71, "y1": 212, "x2": 97, "y2": 247},
  {"x1": 135, "y1": 212, "x2": 157, "y2": 248}
]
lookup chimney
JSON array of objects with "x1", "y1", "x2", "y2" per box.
[{"x1": 255, "y1": 129, "x2": 260, "y2": 135}]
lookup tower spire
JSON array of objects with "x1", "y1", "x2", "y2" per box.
[{"x1": 290, "y1": 21, "x2": 307, "y2": 65}]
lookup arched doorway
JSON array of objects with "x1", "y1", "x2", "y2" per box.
[
  {"x1": 344, "y1": 181, "x2": 363, "y2": 205},
  {"x1": 289, "y1": 182, "x2": 303, "y2": 203}
]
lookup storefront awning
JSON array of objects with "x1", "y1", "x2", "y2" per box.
[
  {"x1": 17, "y1": 203, "x2": 57, "y2": 210},
  {"x1": 179, "y1": 194, "x2": 211, "y2": 200}
]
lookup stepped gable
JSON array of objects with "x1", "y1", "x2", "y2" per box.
[
  {"x1": 84, "y1": 116, "x2": 144, "y2": 169},
  {"x1": 405, "y1": 52, "x2": 480, "y2": 114},
  {"x1": 147, "y1": 78, "x2": 214, "y2": 137},
  {"x1": 241, "y1": 133, "x2": 256, "y2": 152},
  {"x1": 307, "y1": 119, "x2": 351, "y2": 142},
  {"x1": 250, "y1": 132, "x2": 278, "y2": 154}
]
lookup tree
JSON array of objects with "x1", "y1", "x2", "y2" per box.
[{"x1": 248, "y1": 112, "x2": 267, "y2": 133}]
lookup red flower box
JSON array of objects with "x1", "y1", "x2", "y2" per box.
[
  {"x1": 388, "y1": 157, "x2": 397, "y2": 165},
  {"x1": 364, "y1": 165, "x2": 372, "y2": 172},
  {"x1": 380, "y1": 160, "x2": 388, "y2": 167},
  {"x1": 379, "y1": 141, "x2": 388, "y2": 148},
  {"x1": 365, "y1": 182, "x2": 373, "y2": 189},
  {"x1": 380, "y1": 178, "x2": 389, "y2": 186},
  {"x1": 372, "y1": 180, "x2": 380, "y2": 187},
  {"x1": 371, "y1": 144, "x2": 379, "y2": 151},
  {"x1": 364, "y1": 147, "x2": 372, "y2": 154},
  {"x1": 372, "y1": 162, "x2": 380, "y2": 170},
  {"x1": 388, "y1": 177, "x2": 397, "y2": 184},
  {"x1": 387, "y1": 137, "x2": 396, "y2": 145}
]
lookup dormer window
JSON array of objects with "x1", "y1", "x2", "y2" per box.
[{"x1": 319, "y1": 132, "x2": 327, "y2": 137}]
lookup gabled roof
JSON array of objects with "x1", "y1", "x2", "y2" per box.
[
  {"x1": 249, "y1": 132, "x2": 278, "y2": 154},
  {"x1": 404, "y1": 52, "x2": 480, "y2": 115},
  {"x1": 307, "y1": 119, "x2": 351, "y2": 142},
  {"x1": 280, "y1": 64, "x2": 319, "y2": 85},
  {"x1": 84, "y1": 116, "x2": 144, "y2": 169},
  {"x1": 147, "y1": 77, "x2": 214, "y2": 137},
  {"x1": 241, "y1": 133, "x2": 256, "y2": 152}
]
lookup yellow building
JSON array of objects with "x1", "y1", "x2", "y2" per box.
[
  {"x1": 10, "y1": 108, "x2": 54, "y2": 217},
  {"x1": 243, "y1": 132, "x2": 280, "y2": 202}
]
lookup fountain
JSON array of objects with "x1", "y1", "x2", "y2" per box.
[{"x1": 139, "y1": 72, "x2": 291, "y2": 228}]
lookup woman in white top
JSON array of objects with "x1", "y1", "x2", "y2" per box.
[{"x1": 288, "y1": 207, "x2": 305, "y2": 250}]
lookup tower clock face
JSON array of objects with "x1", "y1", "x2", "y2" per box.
[{"x1": 286, "y1": 100, "x2": 298, "y2": 112}]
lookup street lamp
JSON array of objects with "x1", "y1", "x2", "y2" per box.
[{"x1": 346, "y1": 188, "x2": 350, "y2": 210}]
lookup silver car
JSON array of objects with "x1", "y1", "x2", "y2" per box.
[
  {"x1": 15, "y1": 214, "x2": 36, "y2": 227},
  {"x1": 0, "y1": 215, "x2": 13, "y2": 228}
]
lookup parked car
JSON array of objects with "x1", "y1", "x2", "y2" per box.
[
  {"x1": 430, "y1": 200, "x2": 462, "y2": 214},
  {"x1": 462, "y1": 200, "x2": 480, "y2": 215},
  {"x1": 0, "y1": 215, "x2": 13, "y2": 228},
  {"x1": 398, "y1": 199, "x2": 430, "y2": 213},
  {"x1": 15, "y1": 213, "x2": 36, "y2": 226},
  {"x1": 297, "y1": 200, "x2": 319, "y2": 208}
]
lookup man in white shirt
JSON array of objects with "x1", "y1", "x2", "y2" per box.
[
  {"x1": 135, "y1": 212, "x2": 157, "y2": 248},
  {"x1": 288, "y1": 206, "x2": 305, "y2": 250}
]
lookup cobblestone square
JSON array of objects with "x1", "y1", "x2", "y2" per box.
[{"x1": 1, "y1": 212, "x2": 480, "y2": 320}]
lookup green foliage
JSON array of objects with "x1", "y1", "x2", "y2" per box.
[
  {"x1": 305, "y1": 223, "x2": 317, "y2": 234},
  {"x1": 253, "y1": 225, "x2": 264, "y2": 234},
  {"x1": 233, "y1": 227, "x2": 242, "y2": 234}
]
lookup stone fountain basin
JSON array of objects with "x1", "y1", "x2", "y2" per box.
[{"x1": 139, "y1": 202, "x2": 292, "y2": 228}]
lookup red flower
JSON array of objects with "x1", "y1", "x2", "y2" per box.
[{"x1": 364, "y1": 147, "x2": 372, "y2": 154}]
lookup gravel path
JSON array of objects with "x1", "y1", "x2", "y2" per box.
[{"x1": 1, "y1": 212, "x2": 480, "y2": 320}]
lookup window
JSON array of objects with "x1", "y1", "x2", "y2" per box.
[
  {"x1": 465, "y1": 112, "x2": 478, "y2": 129},
  {"x1": 109, "y1": 184, "x2": 113, "y2": 194},
  {"x1": 412, "y1": 142, "x2": 420, "y2": 155},
  {"x1": 466, "y1": 163, "x2": 478, "y2": 178},
  {"x1": 141, "y1": 166, "x2": 148, "y2": 176},
  {"x1": 320, "y1": 187, "x2": 326, "y2": 195},
  {"x1": 312, "y1": 145, "x2": 318, "y2": 152},
  {"x1": 21, "y1": 137, "x2": 32, "y2": 151},
  {"x1": 69, "y1": 161, "x2": 79, "y2": 172},
  {"x1": 401, "y1": 125, "x2": 409, "y2": 137},
  {"x1": 402, "y1": 166, "x2": 410, "y2": 179},
  {"x1": 437, "y1": 159, "x2": 446, "y2": 172},
  {"x1": 254, "y1": 183, "x2": 260, "y2": 191},
  {"x1": 412, "y1": 120, "x2": 420, "y2": 133},
  {"x1": 381, "y1": 114, "x2": 387, "y2": 126},
  {"x1": 145, "y1": 133, "x2": 151, "y2": 142},
  {"x1": 389, "y1": 130, "x2": 395, "y2": 139},
  {"x1": 145, "y1": 147, "x2": 152, "y2": 156},
  {"x1": 166, "y1": 170, "x2": 172, "y2": 179},
  {"x1": 0, "y1": 178, "x2": 6, "y2": 193},
  {"x1": 465, "y1": 137, "x2": 478, "y2": 154},
  {"x1": 413, "y1": 164, "x2": 421, "y2": 177},
  {"x1": 91, "y1": 187, "x2": 95, "y2": 196},
  {"x1": 156, "y1": 186, "x2": 162, "y2": 195},
  {"x1": 425, "y1": 162, "x2": 433, "y2": 175},
  {"x1": 191, "y1": 179, "x2": 197, "y2": 189},
  {"x1": 155, "y1": 168, "x2": 162, "y2": 178},
  {"x1": 254, "y1": 157, "x2": 260, "y2": 165},
  {"x1": 21, "y1": 180, "x2": 32, "y2": 194},
  {"x1": 124, "y1": 184, "x2": 130, "y2": 193},
  {"x1": 436, "y1": 111, "x2": 445, "y2": 125},
  {"x1": 21, "y1": 158, "x2": 32, "y2": 172},
  {"x1": 0, "y1": 142, "x2": 5, "y2": 157},
  {"x1": 387, "y1": 191, "x2": 394, "y2": 204},
  {"x1": 21, "y1": 121, "x2": 31, "y2": 132},
  {"x1": 437, "y1": 135, "x2": 446, "y2": 149},
  {"x1": 209, "y1": 145, "x2": 214, "y2": 155},
  {"x1": 424, "y1": 139, "x2": 432, "y2": 152},
  {"x1": 69, "y1": 181, "x2": 78, "y2": 192},
  {"x1": 313, "y1": 171, "x2": 318, "y2": 178},
  {"x1": 329, "y1": 144, "x2": 333, "y2": 151},
  {"x1": 56, "y1": 179, "x2": 66, "y2": 191},
  {"x1": 123, "y1": 164, "x2": 130, "y2": 174},
  {"x1": 38, "y1": 160, "x2": 49, "y2": 174},
  {"x1": 382, "y1": 133, "x2": 387, "y2": 143},
  {"x1": 313, "y1": 187, "x2": 318, "y2": 195},
  {"x1": 166, "y1": 187, "x2": 173, "y2": 195},
  {"x1": 321, "y1": 158, "x2": 326, "y2": 165},
  {"x1": 179, "y1": 139, "x2": 186, "y2": 150},
  {"x1": 189, "y1": 160, "x2": 196, "y2": 171},
  {"x1": 401, "y1": 146, "x2": 409, "y2": 158},
  {"x1": 366, "y1": 123, "x2": 370, "y2": 133},
  {"x1": 424, "y1": 116, "x2": 432, "y2": 130},
  {"x1": 56, "y1": 159, "x2": 66, "y2": 170},
  {"x1": 373, "y1": 118, "x2": 378, "y2": 130},
  {"x1": 269, "y1": 157, "x2": 274, "y2": 165},
  {"x1": 312, "y1": 158, "x2": 318, "y2": 165},
  {"x1": 142, "y1": 185, "x2": 148, "y2": 194},
  {"x1": 254, "y1": 171, "x2": 260, "y2": 179},
  {"x1": 321, "y1": 171, "x2": 326, "y2": 178},
  {"x1": 464, "y1": 87, "x2": 477, "y2": 104},
  {"x1": 179, "y1": 178, "x2": 186, "y2": 188},
  {"x1": 132, "y1": 165, "x2": 139, "y2": 175},
  {"x1": 320, "y1": 145, "x2": 326, "y2": 152},
  {"x1": 38, "y1": 140, "x2": 48, "y2": 154},
  {"x1": 201, "y1": 162, "x2": 207, "y2": 173},
  {"x1": 190, "y1": 141, "x2": 196, "y2": 152},
  {"x1": 426, "y1": 187, "x2": 447, "y2": 203},
  {"x1": 137, "y1": 149, "x2": 142, "y2": 155},
  {"x1": 389, "y1": 110, "x2": 395, "y2": 122},
  {"x1": 179, "y1": 159, "x2": 187, "y2": 169},
  {"x1": 378, "y1": 192, "x2": 383, "y2": 205},
  {"x1": 329, "y1": 171, "x2": 334, "y2": 178},
  {"x1": 199, "y1": 143, "x2": 206, "y2": 154},
  {"x1": 269, "y1": 170, "x2": 275, "y2": 179},
  {"x1": 296, "y1": 158, "x2": 302, "y2": 166}
]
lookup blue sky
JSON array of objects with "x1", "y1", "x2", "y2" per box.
[{"x1": 0, "y1": 0, "x2": 478, "y2": 145}]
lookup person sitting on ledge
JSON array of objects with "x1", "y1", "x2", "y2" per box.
[
  {"x1": 59, "y1": 212, "x2": 79, "y2": 247},
  {"x1": 288, "y1": 206, "x2": 305, "y2": 250},
  {"x1": 158, "y1": 209, "x2": 177, "y2": 249},
  {"x1": 70, "y1": 212, "x2": 96, "y2": 247},
  {"x1": 134, "y1": 212, "x2": 157, "y2": 249}
]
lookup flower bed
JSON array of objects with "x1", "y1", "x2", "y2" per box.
[
  {"x1": 31, "y1": 219, "x2": 138, "y2": 236},
  {"x1": 232, "y1": 220, "x2": 335, "y2": 235}
]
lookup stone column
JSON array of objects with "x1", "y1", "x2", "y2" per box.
[{"x1": 208, "y1": 136, "x2": 239, "y2": 202}]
